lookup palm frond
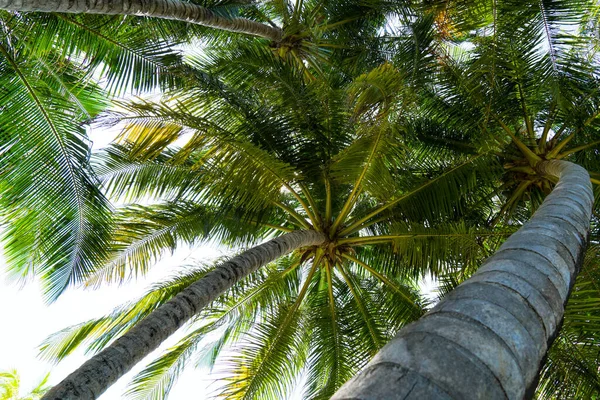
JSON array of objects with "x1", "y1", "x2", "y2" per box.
[
  {"x1": 14, "y1": 13, "x2": 187, "y2": 94},
  {"x1": 303, "y1": 267, "x2": 353, "y2": 399},
  {"x1": 0, "y1": 32, "x2": 112, "y2": 301},
  {"x1": 219, "y1": 260, "x2": 319, "y2": 399}
]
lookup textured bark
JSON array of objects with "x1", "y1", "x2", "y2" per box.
[
  {"x1": 0, "y1": 0, "x2": 283, "y2": 41},
  {"x1": 42, "y1": 229, "x2": 325, "y2": 400},
  {"x1": 333, "y1": 160, "x2": 593, "y2": 400}
]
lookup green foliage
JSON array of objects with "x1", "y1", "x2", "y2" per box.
[
  {"x1": 2, "y1": 0, "x2": 600, "y2": 397},
  {"x1": 0, "y1": 20, "x2": 113, "y2": 301},
  {"x1": 0, "y1": 370, "x2": 50, "y2": 400}
]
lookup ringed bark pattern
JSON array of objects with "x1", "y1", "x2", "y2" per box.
[
  {"x1": 332, "y1": 160, "x2": 593, "y2": 400},
  {"x1": 42, "y1": 229, "x2": 326, "y2": 400},
  {"x1": 0, "y1": 0, "x2": 283, "y2": 41}
]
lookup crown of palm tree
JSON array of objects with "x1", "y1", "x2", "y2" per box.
[
  {"x1": 0, "y1": 0, "x2": 414, "y2": 302},
  {"x1": 401, "y1": 2, "x2": 600, "y2": 397},
  {"x1": 38, "y1": 40, "x2": 511, "y2": 399}
]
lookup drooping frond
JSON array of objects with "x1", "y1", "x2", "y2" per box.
[
  {"x1": 96, "y1": 96, "x2": 306, "y2": 216},
  {"x1": 5, "y1": 12, "x2": 187, "y2": 94},
  {"x1": 86, "y1": 199, "x2": 289, "y2": 286},
  {"x1": 0, "y1": 29, "x2": 112, "y2": 301},
  {"x1": 39, "y1": 252, "x2": 306, "y2": 368},
  {"x1": 336, "y1": 263, "x2": 385, "y2": 351},
  {"x1": 350, "y1": 221, "x2": 507, "y2": 280},
  {"x1": 340, "y1": 153, "x2": 501, "y2": 235},
  {"x1": 303, "y1": 267, "x2": 357, "y2": 399}
]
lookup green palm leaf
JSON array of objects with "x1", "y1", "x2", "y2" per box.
[{"x1": 0, "y1": 32, "x2": 112, "y2": 301}]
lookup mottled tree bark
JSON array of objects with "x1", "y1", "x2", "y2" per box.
[
  {"x1": 43, "y1": 229, "x2": 325, "y2": 400},
  {"x1": 0, "y1": 0, "x2": 283, "y2": 41},
  {"x1": 333, "y1": 160, "x2": 593, "y2": 400}
]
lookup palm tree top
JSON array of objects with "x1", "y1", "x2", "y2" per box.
[{"x1": 38, "y1": 41, "x2": 509, "y2": 399}]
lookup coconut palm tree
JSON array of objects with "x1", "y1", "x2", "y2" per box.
[
  {"x1": 334, "y1": 1, "x2": 600, "y2": 398},
  {"x1": 0, "y1": 0, "x2": 407, "y2": 76},
  {"x1": 40, "y1": 2, "x2": 600, "y2": 397},
  {"x1": 38, "y1": 41, "x2": 504, "y2": 399},
  {"x1": 0, "y1": 0, "x2": 406, "y2": 301},
  {"x1": 5, "y1": 0, "x2": 598, "y2": 398}
]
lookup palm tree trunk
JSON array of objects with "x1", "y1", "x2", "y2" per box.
[
  {"x1": 333, "y1": 160, "x2": 593, "y2": 400},
  {"x1": 42, "y1": 229, "x2": 325, "y2": 400},
  {"x1": 0, "y1": 0, "x2": 283, "y2": 42}
]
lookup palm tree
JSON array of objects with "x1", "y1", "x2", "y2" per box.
[
  {"x1": 0, "y1": 0, "x2": 404, "y2": 75},
  {"x1": 41, "y1": 2, "x2": 600, "y2": 397},
  {"x1": 334, "y1": 1, "x2": 600, "y2": 398},
  {"x1": 5, "y1": 1, "x2": 599, "y2": 398},
  {"x1": 0, "y1": 0, "x2": 403, "y2": 301},
  {"x1": 0, "y1": 370, "x2": 50, "y2": 400},
  {"x1": 333, "y1": 160, "x2": 594, "y2": 399},
  {"x1": 39, "y1": 42, "x2": 502, "y2": 399}
]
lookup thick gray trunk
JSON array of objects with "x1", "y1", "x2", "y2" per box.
[
  {"x1": 0, "y1": 0, "x2": 283, "y2": 41},
  {"x1": 42, "y1": 229, "x2": 325, "y2": 400},
  {"x1": 333, "y1": 160, "x2": 593, "y2": 400}
]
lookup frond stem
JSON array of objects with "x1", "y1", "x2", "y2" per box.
[
  {"x1": 539, "y1": 102, "x2": 556, "y2": 152},
  {"x1": 263, "y1": 223, "x2": 295, "y2": 233},
  {"x1": 324, "y1": 259, "x2": 341, "y2": 386},
  {"x1": 338, "y1": 232, "x2": 505, "y2": 246},
  {"x1": 491, "y1": 180, "x2": 531, "y2": 226},
  {"x1": 547, "y1": 130, "x2": 577, "y2": 158},
  {"x1": 298, "y1": 182, "x2": 321, "y2": 226},
  {"x1": 516, "y1": 79, "x2": 534, "y2": 139},
  {"x1": 493, "y1": 116, "x2": 541, "y2": 164},
  {"x1": 273, "y1": 202, "x2": 311, "y2": 230},
  {"x1": 337, "y1": 262, "x2": 382, "y2": 348},
  {"x1": 557, "y1": 139, "x2": 600, "y2": 159},
  {"x1": 325, "y1": 175, "x2": 332, "y2": 224},
  {"x1": 286, "y1": 184, "x2": 319, "y2": 228}
]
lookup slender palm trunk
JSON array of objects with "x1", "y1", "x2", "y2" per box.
[
  {"x1": 333, "y1": 160, "x2": 593, "y2": 400},
  {"x1": 42, "y1": 229, "x2": 325, "y2": 400},
  {"x1": 0, "y1": 0, "x2": 283, "y2": 41}
]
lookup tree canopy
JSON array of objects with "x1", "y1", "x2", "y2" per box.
[{"x1": 0, "y1": 0, "x2": 599, "y2": 399}]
